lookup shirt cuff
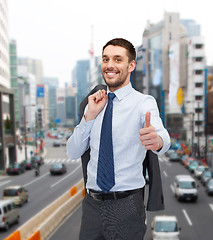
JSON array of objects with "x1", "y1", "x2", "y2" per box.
[{"x1": 153, "y1": 132, "x2": 171, "y2": 155}]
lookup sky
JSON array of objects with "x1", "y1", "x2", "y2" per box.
[{"x1": 8, "y1": 0, "x2": 213, "y2": 87}]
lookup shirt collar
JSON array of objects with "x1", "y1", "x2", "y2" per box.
[{"x1": 107, "y1": 82, "x2": 133, "y2": 101}]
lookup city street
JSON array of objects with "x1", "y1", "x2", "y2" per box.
[
  {"x1": 0, "y1": 137, "x2": 82, "y2": 239},
  {"x1": 1, "y1": 137, "x2": 213, "y2": 240},
  {"x1": 48, "y1": 155, "x2": 213, "y2": 240}
]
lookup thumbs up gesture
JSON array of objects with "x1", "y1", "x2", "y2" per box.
[{"x1": 139, "y1": 112, "x2": 163, "y2": 151}]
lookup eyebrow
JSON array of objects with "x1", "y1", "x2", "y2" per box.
[{"x1": 102, "y1": 55, "x2": 123, "y2": 58}]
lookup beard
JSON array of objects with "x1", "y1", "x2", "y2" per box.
[{"x1": 102, "y1": 70, "x2": 129, "y2": 89}]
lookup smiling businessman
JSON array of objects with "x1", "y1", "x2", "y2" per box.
[{"x1": 67, "y1": 38, "x2": 170, "y2": 240}]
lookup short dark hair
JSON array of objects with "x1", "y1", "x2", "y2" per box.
[{"x1": 102, "y1": 38, "x2": 136, "y2": 62}]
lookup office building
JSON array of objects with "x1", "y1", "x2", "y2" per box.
[
  {"x1": 140, "y1": 12, "x2": 206, "y2": 154},
  {"x1": 0, "y1": 0, "x2": 17, "y2": 169}
]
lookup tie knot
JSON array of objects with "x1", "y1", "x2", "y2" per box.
[{"x1": 108, "y1": 92, "x2": 116, "y2": 101}]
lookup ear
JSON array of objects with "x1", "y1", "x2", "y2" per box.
[{"x1": 128, "y1": 60, "x2": 136, "y2": 73}]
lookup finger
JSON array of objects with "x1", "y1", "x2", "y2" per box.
[
  {"x1": 94, "y1": 90, "x2": 102, "y2": 103},
  {"x1": 144, "y1": 112, "x2": 151, "y2": 128}
]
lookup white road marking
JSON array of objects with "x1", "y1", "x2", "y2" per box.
[
  {"x1": 23, "y1": 172, "x2": 49, "y2": 187},
  {"x1": 51, "y1": 164, "x2": 82, "y2": 188},
  {"x1": 183, "y1": 209, "x2": 193, "y2": 226},
  {"x1": 209, "y1": 204, "x2": 213, "y2": 212},
  {"x1": 0, "y1": 180, "x2": 11, "y2": 187},
  {"x1": 163, "y1": 171, "x2": 168, "y2": 177},
  {"x1": 170, "y1": 185, "x2": 174, "y2": 193},
  {"x1": 44, "y1": 158, "x2": 80, "y2": 164}
]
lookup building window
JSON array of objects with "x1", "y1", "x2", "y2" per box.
[
  {"x1": 195, "y1": 131, "x2": 203, "y2": 137},
  {"x1": 195, "y1": 108, "x2": 202, "y2": 114},
  {"x1": 195, "y1": 96, "x2": 203, "y2": 101},
  {"x1": 194, "y1": 57, "x2": 203, "y2": 62},
  {"x1": 195, "y1": 120, "x2": 202, "y2": 126},
  {"x1": 195, "y1": 83, "x2": 203, "y2": 87},
  {"x1": 195, "y1": 70, "x2": 203, "y2": 75},
  {"x1": 195, "y1": 44, "x2": 203, "y2": 49}
]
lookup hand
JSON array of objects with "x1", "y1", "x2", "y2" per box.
[
  {"x1": 139, "y1": 112, "x2": 163, "y2": 151},
  {"x1": 84, "y1": 90, "x2": 107, "y2": 121}
]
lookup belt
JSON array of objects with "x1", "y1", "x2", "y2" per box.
[{"x1": 87, "y1": 188, "x2": 142, "y2": 201}]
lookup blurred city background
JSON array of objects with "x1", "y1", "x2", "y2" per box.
[{"x1": 0, "y1": 1, "x2": 213, "y2": 239}]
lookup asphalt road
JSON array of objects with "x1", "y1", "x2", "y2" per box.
[
  {"x1": 0, "y1": 137, "x2": 83, "y2": 239},
  {"x1": 48, "y1": 155, "x2": 213, "y2": 240}
]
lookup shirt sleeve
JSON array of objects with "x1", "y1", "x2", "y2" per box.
[
  {"x1": 140, "y1": 95, "x2": 171, "y2": 155},
  {"x1": 66, "y1": 116, "x2": 94, "y2": 160}
]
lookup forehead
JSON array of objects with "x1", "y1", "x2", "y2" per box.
[{"x1": 102, "y1": 45, "x2": 128, "y2": 58}]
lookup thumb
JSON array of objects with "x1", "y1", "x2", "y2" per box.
[{"x1": 144, "y1": 112, "x2": 151, "y2": 128}]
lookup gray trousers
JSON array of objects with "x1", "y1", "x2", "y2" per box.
[{"x1": 79, "y1": 190, "x2": 147, "y2": 240}]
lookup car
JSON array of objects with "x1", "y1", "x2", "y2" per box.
[
  {"x1": 0, "y1": 199, "x2": 19, "y2": 231},
  {"x1": 151, "y1": 215, "x2": 181, "y2": 240},
  {"x1": 200, "y1": 170, "x2": 213, "y2": 186},
  {"x1": 60, "y1": 138, "x2": 67, "y2": 146},
  {"x1": 49, "y1": 163, "x2": 67, "y2": 175},
  {"x1": 183, "y1": 157, "x2": 196, "y2": 168},
  {"x1": 173, "y1": 175, "x2": 198, "y2": 202},
  {"x1": 57, "y1": 134, "x2": 63, "y2": 139},
  {"x1": 169, "y1": 152, "x2": 180, "y2": 162},
  {"x1": 188, "y1": 160, "x2": 200, "y2": 173},
  {"x1": 180, "y1": 154, "x2": 189, "y2": 165},
  {"x1": 32, "y1": 155, "x2": 44, "y2": 166},
  {"x1": 6, "y1": 162, "x2": 26, "y2": 175},
  {"x1": 2, "y1": 185, "x2": 29, "y2": 207},
  {"x1": 205, "y1": 178, "x2": 213, "y2": 196},
  {"x1": 165, "y1": 149, "x2": 175, "y2": 158},
  {"x1": 194, "y1": 165, "x2": 209, "y2": 179},
  {"x1": 25, "y1": 158, "x2": 36, "y2": 170},
  {"x1": 53, "y1": 140, "x2": 61, "y2": 147}
]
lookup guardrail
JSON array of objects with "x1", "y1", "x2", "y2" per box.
[{"x1": 4, "y1": 179, "x2": 85, "y2": 240}]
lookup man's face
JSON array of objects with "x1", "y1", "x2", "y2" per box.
[{"x1": 101, "y1": 45, "x2": 135, "y2": 92}]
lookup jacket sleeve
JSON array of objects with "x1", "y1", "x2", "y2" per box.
[{"x1": 143, "y1": 150, "x2": 164, "y2": 211}]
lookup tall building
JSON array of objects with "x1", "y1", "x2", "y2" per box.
[
  {"x1": 75, "y1": 60, "x2": 89, "y2": 122},
  {"x1": 142, "y1": 12, "x2": 184, "y2": 125},
  {"x1": 56, "y1": 88, "x2": 66, "y2": 126},
  {"x1": 0, "y1": 0, "x2": 17, "y2": 169},
  {"x1": 9, "y1": 39, "x2": 19, "y2": 124},
  {"x1": 17, "y1": 65, "x2": 36, "y2": 131},
  {"x1": 18, "y1": 57, "x2": 43, "y2": 84},
  {"x1": 43, "y1": 77, "x2": 59, "y2": 127},
  {"x1": 0, "y1": 0, "x2": 10, "y2": 88},
  {"x1": 140, "y1": 12, "x2": 206, "y2": 155},
  {"x1": 65, "y1": 86, "x2": 76, "y2": 127}
]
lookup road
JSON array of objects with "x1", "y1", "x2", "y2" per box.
[
  {"x1": 48, "y1": 155, "x2": 213, "y2": 240},
  {"x1": 0, "y1": 137, "x2": 83, "y2": 239}
]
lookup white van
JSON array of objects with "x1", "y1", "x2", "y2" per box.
[
  {"x1": 173, "y1": 175, "x2": 198, "y2": 202},
  {"x1": 152, "y1": 215, "x2": 180, "y2": 240},
  {"x1": 0, "y1": 199, "x2": 20, "y2": 231}
]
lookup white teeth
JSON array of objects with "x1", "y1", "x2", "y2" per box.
[{"x1": 107, "y1": 72, "x2": 116, "y2": 75}]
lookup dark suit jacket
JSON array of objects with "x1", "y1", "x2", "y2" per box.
[{"x1": 79, "y1": 84, "x2": 164, "y2": 211}]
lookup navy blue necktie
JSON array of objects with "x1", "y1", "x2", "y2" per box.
[{"x1": 97, "y1": 92, "x2": 116, "y2": 193}]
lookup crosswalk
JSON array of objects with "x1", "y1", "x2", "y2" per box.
[
  {"x1": 44, "y1": 156, "x2": 169, "y2": 165},
  {"x1": 44, "y1": 158, "x2": 81, "y2": 164},
  {"x1": 159, "y1": 155, "x2": 171, "y2": 164}
]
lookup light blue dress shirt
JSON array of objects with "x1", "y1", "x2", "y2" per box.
[{"x1": 67, "y1": 83, "x2": 170, "y2": 191}]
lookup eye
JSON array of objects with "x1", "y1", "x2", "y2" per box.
[
  {"x1": 102, "y1": 58, "x2": 108, "y2": 62},
  {"x1": 115, "y1": 59, "x2": 121, "y2": 62}
]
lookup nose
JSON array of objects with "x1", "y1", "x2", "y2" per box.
[{"x1": 106, "y1": 59, "x2": 114, "y2": 69}]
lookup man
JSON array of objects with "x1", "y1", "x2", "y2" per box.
[{"x1": 67, "y1": 38, "x2": 170, "y2": 240}]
